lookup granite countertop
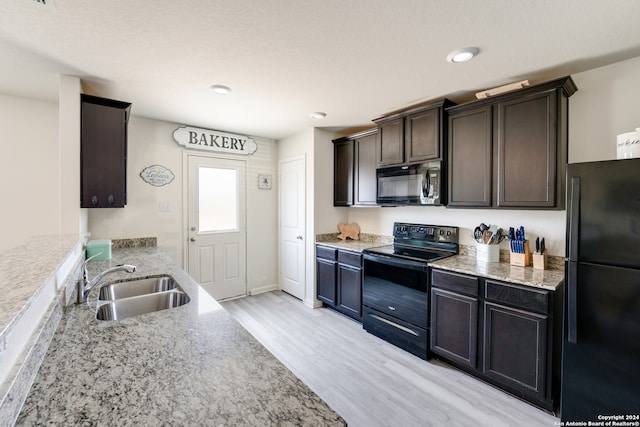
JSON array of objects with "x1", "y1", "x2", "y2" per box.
[
  {"x1": 16, "y1": 248, "x2": 344, "y2": 426},
  {"x1": 0, "y1": 234, "x2": 82, "y2": 336},
  {"x1": 315, "y1": 233, "x2": 393, "y2": 253},
  {"x1": 430, "y1": 255, "x2": 564, "y2": 291},
  {"x1": 316, "y1": 239, "x2": 385, "y2": 252}
]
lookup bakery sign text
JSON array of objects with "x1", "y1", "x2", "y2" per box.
[{"x1": 173, "y1": 126, "x2": 257, "y2": 155}]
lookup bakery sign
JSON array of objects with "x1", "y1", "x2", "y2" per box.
[{"x1": 173, "y1": 126, "x2": 257, "y2": 155}]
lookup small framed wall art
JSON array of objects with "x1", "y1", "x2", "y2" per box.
[{"x1": 258, "y1": 174, "x2": 272, "y2": 189}]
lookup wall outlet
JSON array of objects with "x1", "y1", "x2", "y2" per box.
[{"x1": 159, "y1": 201, "x2": 172, "y2": 212}]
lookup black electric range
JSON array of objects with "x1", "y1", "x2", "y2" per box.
[{"x1": 361, "y1": 222, "x2": 459, "y2": 359}]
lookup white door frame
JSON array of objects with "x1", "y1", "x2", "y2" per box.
[{"x1": 182, "y1": 151, "x2": 247, "y2": 299}]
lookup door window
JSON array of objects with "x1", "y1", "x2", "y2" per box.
[{"x1": 198, "y1": 166, "x2": 238, "y2": 233}]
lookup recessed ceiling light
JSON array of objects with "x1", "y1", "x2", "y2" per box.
[
  {"x1": 210, "y1": 85, "x2": 232, "y2": 94},
  {"x1": 446, "y1": 47, "x2": 480, "y2": 63},
  {"x1": 310, "y1": 112, "x2": 327, "y2": 119}
]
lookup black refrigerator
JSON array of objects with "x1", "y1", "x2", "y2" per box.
[{"x1": 561, "y1": 158, "x2": 640, "y2": 421}]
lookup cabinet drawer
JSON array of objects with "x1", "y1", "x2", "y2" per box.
[
  {"x1": 431, "y1": 269, "x2": 479, "y2": 296},
  {"x1": 316, "y1": 245, "x2": 337, "y2": 261},
  {"x1": 338, "y1": 250, "x2": 361, "y2": 267},
  {"x1": 484, "y1": 280, "x2": 550, "y2": 314},
  {"x1": 363, "y1": 307, "x2": 428, "y2": 360}
]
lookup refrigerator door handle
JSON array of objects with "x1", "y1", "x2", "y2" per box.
[
  {"x1": 567, "y1": 261, "x2": 578, "y2": 343},
  {"x1": 568, "y1": 177, "x2": 581, "y2": 261}
]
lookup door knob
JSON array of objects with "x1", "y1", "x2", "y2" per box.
[
  {"x1": 190, "y1": 237, "x2": 196, "y2": 242},
  {"x1": 296, "y1": 235, "x2": 303, "y2": 240}
]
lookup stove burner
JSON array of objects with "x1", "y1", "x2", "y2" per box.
[
  {"x1": 362, "y1": 222, "x2": 459, "y2": 263},
  {"x1": 362, "y1": 244, "x2": 451, "y2": 262}
]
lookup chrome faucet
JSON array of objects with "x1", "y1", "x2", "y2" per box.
[{"x1": 77, "y1": 253, "x2": 136, "y2": 303}]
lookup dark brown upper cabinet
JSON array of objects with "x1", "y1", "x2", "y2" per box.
[
  {"x1": 333, "y1": 139, "x2": 354, "y2": 206},
  {"x1": 447, "y1": 76, "x2": 577, "y2": 209},
  {"x1": 447, "y1": 106, "x2": 493, "y2": 207},
  {"x1": 81, "y1": 94, "x2": 131, "y2": 208},
  {"x1": 375, "y1": 117, "x2": 404, "y2": 167},
  {"x1": 333, "y1": 129, "x2": 377, "y2": 207},
  {"x1": 373, "y1": 98, "x2": 454, "y2": 168}
]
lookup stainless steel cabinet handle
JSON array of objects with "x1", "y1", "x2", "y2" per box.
[
  {"x1": 296, "y1": 235, "x2": 303, "y2": 240},
  {"x1": 190, "y1": 237, "x2": 196, "y2": 242}
]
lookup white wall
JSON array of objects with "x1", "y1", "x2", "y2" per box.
[
  {"x1": 0, "y1": 94, "x2": 60, "y2": 252},
  {"x1": 347, "y1": 207, "x2": 566, "y2": 255},
  {"x1": 569, "y1": 55, "x2": 640, "y2": 163},
  {"x1": 87, "y1": 116, "x2": 279, "y2": 293},
  {"x1": 87, "y1": 117, "x2": 184, "y2": 261},
  {"x1": 314, "y1": 128, "x2": 348, "y2": 234},
  {"x1": 59, "y1": 75, "x2": 85, "y2": 236}
]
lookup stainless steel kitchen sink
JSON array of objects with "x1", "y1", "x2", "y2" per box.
[
  {"x1": 96, "y1": 290, "x2": 191, "y2": 321},
  {"x1": 98, "y1": 275, "x2": 180, "y2": 301}
]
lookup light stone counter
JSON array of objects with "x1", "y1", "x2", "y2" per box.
[
  {"x1": 15, "y1": 248, "x2": 345, "y2": 426},
  {"x1": 315, "y1": 233, "x2": 393, "y2": 253},
  {"x1": 430, "y1": 255, "x2": 564, "y2": 291},
  {"x1": 0, "y1": 234, "x2": 82, "y2": 335}
]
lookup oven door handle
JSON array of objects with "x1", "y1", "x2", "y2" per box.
[{"x1": 363, "y1": 254, "x2": 427, "y2": 272}]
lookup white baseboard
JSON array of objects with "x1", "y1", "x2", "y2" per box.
[
  {"x1": 304, "y1": 298, "x2": 323, "y2": 309},
  {"x1": 248, "y1": 284, "x2": 279, "y2": 296}
]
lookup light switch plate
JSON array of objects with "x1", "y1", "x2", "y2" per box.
[{"x1": 159, "y1": 201, "x2": 172, "y2": 212}]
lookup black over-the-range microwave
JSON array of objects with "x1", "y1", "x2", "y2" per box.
[{"x1": 376, "y1": 161, "x2": 444, "y2": 206}]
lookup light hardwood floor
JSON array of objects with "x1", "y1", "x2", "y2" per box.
[{"x1": 221, "y1": 291, "x2": 559, "y2": 427}]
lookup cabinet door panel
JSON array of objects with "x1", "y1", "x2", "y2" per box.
[
  {"x1": 483, "y1": 302, "x2": 548, "y2": 399},
  {"x1": 496, "y1": 91, "x2": 556, "y2": 207},
  {"x1": 333, "y1": 140, "x2": 353, "y2": 206},
  {"x1": 81, "y1": 99, "x2": 129, "y2": 208},
  {"x1": 354, "y1": 134, "x2": 377, "y2": 205},
  {"x1": 448, "y1": 106, "x2": 492, "y2": 207},
  {"x1": 430, "y1": 288, "x2": 478, "y2": 368},
  {"x1": 338, "y1": 264, "x2": 362, "y2": 318},
  {"x1": 316, "y1": 258, "x2": 337, "y2": 306},
  {"x1": 377, "y1": 118, "x2": 404, "y2": 166},
  {"x1": 406, "y1": 108, "x2": 439, "y2": 162}
]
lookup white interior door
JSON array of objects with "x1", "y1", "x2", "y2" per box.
[
  {"x1": 279, "y1": 156, "x2": 306, "y2": 300},
  {"x1": 187, "y1": 154, "x2": 246, "y2": 300}
]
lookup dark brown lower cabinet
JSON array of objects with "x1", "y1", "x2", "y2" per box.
[
  {"x1": 430, "y1": 268, "x2": 562, "y2": 412},
  {"x1": 430, "y1": 288, "x2": 478, "y2": 368},
  {"x1": 337, "y1": 263, "x2": 362, "y2": 319},
  {"x1": 316, "y1": 245, "x2": 362, "y2": 321},
  {"x1": 483, "y1": 302, "x2": 548, "y2": 401},
  {"x1": 316, "y1": 247, "x2": 337, "y2": 306}
]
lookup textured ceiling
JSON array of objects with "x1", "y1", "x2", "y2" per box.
[{"x1": 2, "y1": 0, "x2": 640, "y2": 140}]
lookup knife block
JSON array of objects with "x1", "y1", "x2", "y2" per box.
[
  {"x1": 510, "y1": 240, "x2": 531, "y2": 267},
  {"x1": 533, "y1": 252, "x2": 548, "y2": 270}
]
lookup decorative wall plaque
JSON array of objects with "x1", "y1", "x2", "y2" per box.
[
  {"x1": 173, "y1": 126, "x2": 257, "y2": 155},
  {"x1": 140, "y1": 165, "x2": 175, "y2": 187},
  {"x1": 258, "y1": 174, "x2": 272, "y2": 189}
]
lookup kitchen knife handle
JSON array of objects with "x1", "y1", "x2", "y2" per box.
[
  {"x1": 567, "y1": 261, "x2": 578, "y2": 343},
  {"x1": 568, "y1": 177, "x2": 581, "y2": 261}
]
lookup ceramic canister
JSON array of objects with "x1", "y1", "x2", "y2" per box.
[{"x1": 616, "y1": 128, "x2": 640, "y2": 159}]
